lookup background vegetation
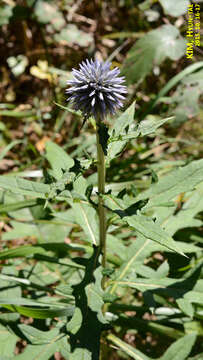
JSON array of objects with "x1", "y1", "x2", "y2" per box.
[{"x1": 0, "y1": 0, "x2": 203, "y2": 359}]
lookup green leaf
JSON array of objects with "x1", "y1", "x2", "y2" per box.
[
  {"x1": 163, "y1": 182, "x2": 203, "y2": 236},
  {"x1": 0, "y1": 140, "x2": 23, "y2": 161},
  {"x1": 138, "y1": 116, "x2": 173, "y2": 136},
  {"x1": 0, "y1": 110, "x2": 36, "y2": 118},
  {"x1": 66, "y1": 307, "x2": 83, "y2": 335},
  {"x1": 169, "y1": 69, "x2": 203, "y2": 126},
  {"x1": 159, "y1": 334, "x2": 196, "y2": 360},
  {"x1": 188, "y1": 353, "x2": 203, "y2": 360},
  {"x1": 142, "y1": 62, "x2": 203, "y2": 118},
  {"x1": 2, "y1": 221, "x2": 40, "y2": 241},
  {"x1": 123, "y1": 25, "x2": 186, "y2": 84},
  {"x1": 0, "y1": 242, "x2": 86, "y2": 263},
  {"x1": 177, "y1": 298, "x2": 194, "y2": 318},
  {"x1": 14, "y1": 341, "x2": 58, "y2": 360},
  {"x1": 45, "y1": 141, "x2": 74, "y2": 179},
  {"x1": 54, "y1": 102, "x2": 82, "y2": 117},
  {"x1": 0, "y1": 297, "x2": 69, "y2": 307},
  {"x1": 73, "y1": 175, "x2": 88, "y2": 195},
  {"x1": 109, "y1": 235, "x2": 152, "y2": 295},
  {"x1": 69, "y1": 247, "x2": 108, "y2": 359},
  {"x1": 56, "y1": 336, "x2": 71, "y2": 359},
  {"x1": 0, "y1": 176, "x2": 50, "y2": 198},
  {"x1": 110, "y1": 274, "x2": 203, "y2": 308},
  {"x1": 157, "y1": 63, "x2": 203, "y2": 107},
  {"x1": 114, "y1": 313, "x2": 184, "y2": 340},
  {"x1": 0, "y1": 5, "x2": 13, "y2": 25},
  {"x1": 0, "y1": 299, "x2": 74, "y2": 319},
  {"x1": 72, "y1": 202, "x2": 99, "y2": 245},
  {"x1": 70, "y1": 348, "x2": 92, "y2": 360},
  {"x1": 54, "y1": 24, "x2": 93, "y2": 47},
  {"x1": 125, "y1": 214, "x2": 186, "y2": 256},
  {"x1": 13, "y1": 335, "x2": 70, "y2": 360},
  {"x1": 112, "y1": 102, "x2": 136, "y2": 136},
  {"x1": 111, "y1": 277, "x2": 176, "y2": 292},
  {"x1": 7, "y1": 54, "x2": 28, "y2": 77},
  {"x1": 107, "y1": 334, "x2": 150, "y2": 360},
  {"x1": 104, "y1": 195, "x2": 186, "y2": 256},
  {"x1": 0, "y1": 245, "x2": 46, "y2": 259},
  {"x1": 107, "y1": 102, "x2": 135, "y2": 160},
  {"x1": 108, "y1": 116, "x2": 172, "y2": 144},
  {"x1": 2, "y1": 217, "x2": 69, "y2": 243},
  {"x1": 136, "y1": 159, "x2": 203, "y2": 208},
  {"x1": 159, "y1": 0, "x2": 190, "y2": 17},
  {"x1": 18, "y1": 324, "x2": 60, "y2": 345},
  {"x1": 185, "y1": 321, "x2": 203, "y2": 337},
  {"x1": 0, "y1": 199, "x2": 37, "y2": 213},
  {"x1": 34, "y1": 1, "x2": 65, "y2": 30},
  {"x1": 0, "y1": 324, "x2": 19, "y2": 358}
]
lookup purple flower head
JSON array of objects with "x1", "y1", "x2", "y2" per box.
[{"x1": 66, "y1": 59, "x2": 127, "y2": 121}]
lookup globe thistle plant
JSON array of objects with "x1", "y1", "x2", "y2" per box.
[
  {"x1": 66, "y1": 58, "x2": 127, "y2": 121},
  {"x1": 66, "y1": 59, "x2": 127, "y2": 279}
]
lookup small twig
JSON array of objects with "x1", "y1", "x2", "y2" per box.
[
  {"x1": 107, "y1": 39, "x2": 130, "y2": 63},
  {"x1": 67, "y1": 0, "x2": 83, "y2": 21}
]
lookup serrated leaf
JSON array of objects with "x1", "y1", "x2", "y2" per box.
[
  {"x1": 107, "y1": 102, "x2": 135, "y2": 160},
  {"x1": 138, "y1": 116, "x2": 173, "y2": 136},
  {"x1": 123, "y1": 25, "x2": 186, "y2": 84},
  {"x1": 125, "y1": 214, "x2": 186, "y2": 256},
  {"x1": 112, "y1": 102, "x2": 136, "y2": 136},
  {"x1": 137, "y1": 159, "x2": 203, "y2": 208},
  {"x1": 104, "y1": 195, "x2": 185, "y2": 256},
  {"x1": 108, "y1": 116, "x2": 172, "y2": 145},
  {"x1": 45, "y1": 141, "x2": 74, "y2": 179}
]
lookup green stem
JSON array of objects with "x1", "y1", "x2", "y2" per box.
[{"x1": 96, "y1": 125, "x2": 107, "y2": 271}]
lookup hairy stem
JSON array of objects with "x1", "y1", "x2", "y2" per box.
[{"x1": 96, "y1": 125, "x2": 107, "y2": 271}]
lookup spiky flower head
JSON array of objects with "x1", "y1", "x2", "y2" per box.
[{"x1": 66, "y1": 59, "x2": 127, "y2": 121}]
